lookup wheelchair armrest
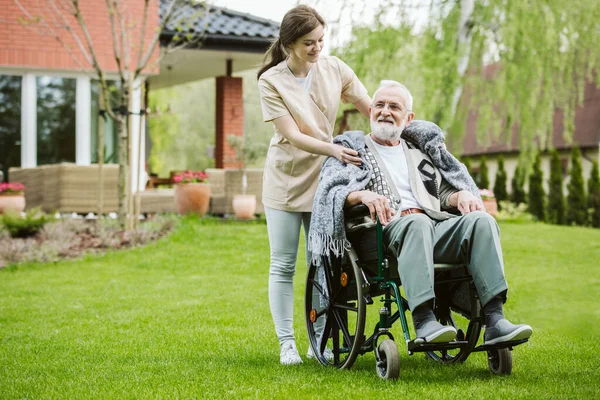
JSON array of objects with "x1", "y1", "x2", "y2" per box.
[{"x1": 344, "y1": 204, "x2": 370, "y2": 219}]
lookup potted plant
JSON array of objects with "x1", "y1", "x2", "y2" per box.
[
  {"x1": 227, "y1": 135, "x2": 266, "y2": 219},
  {"x1": 0, "y1": 182, "x2": 26, "y2": 214},
  {"x1": 173, "y1": 170, "x2": 211, "y2": 217},
  {"x1": 479, "y1": 188, "x2": 498, "y2": 217}
]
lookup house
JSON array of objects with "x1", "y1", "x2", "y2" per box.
[
  {"x1": 0, "y1": 0, "x2": 278, "y2": 213},
  {"x1": 454, "y1": 80, "x2": 600, "y2": 194}
]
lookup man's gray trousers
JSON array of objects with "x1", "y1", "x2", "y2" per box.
[{"x1": 383, "y1": 210, "x2": 508, "y2": 311}]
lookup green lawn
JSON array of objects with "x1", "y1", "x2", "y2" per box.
[{"x1": 1, "y1": 218, "x2": 599, "y2": 399}]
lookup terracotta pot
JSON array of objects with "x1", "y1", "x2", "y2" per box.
[
  {"x1": 0, "y1": 194, "x2": 26, "y2": 214},
  {"x1": 483, "y1": 198, "x2": 498, "y2": 217},
  {"x1": 232, "y1": 194, "x2": 256, "y2": 219},
  {"x1": 174, "y1": 183, "x2": 211, "y2": 216}
]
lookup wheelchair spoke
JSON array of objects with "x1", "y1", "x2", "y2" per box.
[
  {"x1": 320, "y1": 311, "x2": 334, "y2": 356},
  {"x1": 332, "y1": 308, "x2": 353, "y2": 348},
  {"x1": 307, "y1": 277, "x2": 327, "y2": 299},
  {"x1": 333, "y1": 303, "x2": 358, "y2": 313}
]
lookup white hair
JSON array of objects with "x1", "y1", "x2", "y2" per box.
[{"x1": 372, "y1": 80, "x2": 413, "y2": 111}]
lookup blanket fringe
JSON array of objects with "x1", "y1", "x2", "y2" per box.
[{"x1": 308, "y1": 232, "x2": 351, "y2": 266}]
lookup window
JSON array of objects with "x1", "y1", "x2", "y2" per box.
[
  {"x1": 36, "y1": 76, "x2": 76, "y2": 165},
  {"x1": 90, "y1": 80, "x2": 119, "y2": 163},
  {"x1": 0, "y1": 75, "x2": 22, "y2": 182}
]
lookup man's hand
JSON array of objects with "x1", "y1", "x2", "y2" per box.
[
  {"x1": 450, "y1": 190, "x2": 484, "y2": 215},
  {"x1": 360, "y1": 191, "x2": 394, "y2": 225}
]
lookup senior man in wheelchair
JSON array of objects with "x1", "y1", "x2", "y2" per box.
[{"x1": 311, "y1": 80, "x2": 532, "y2": 346}]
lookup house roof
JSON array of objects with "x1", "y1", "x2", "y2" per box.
[
  {"x1": 456, "y1": 77, "x2": 600, "y2": 156},
  {"x1": 160, "y1": 1, "x2": 279, "y2": 53}
]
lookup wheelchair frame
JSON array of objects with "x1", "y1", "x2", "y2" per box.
[{"x1": 305, "y1": 205, "x2": 529, "y2": 379}]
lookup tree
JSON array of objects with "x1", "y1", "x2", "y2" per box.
[
  {"x1": 15, "y1": 0, "x2": 209, "y2": 229},
  {"x1": 462, "y1": 157, "x2": 472, "y2": 175},
  {"x1": 566, "y1": 147, "x2": 587, "y2": 226},
  {"x1": 477, "y1": 157, "x2": 489, "y2": 189},
  {"x1": 528, "y1": 154, "x2": 546, "y2": 222},
  {"x1": 493, "y1": 156, "x2": 508, "y2": 209},
  {"x1": 511, "y1": 164, "x2": 527, "y2": 205},
  {"x1": 588, "y1": 161, "x2": 600, "y2": 228},
  {"x1": 311, "y1": 0, "x2": 600, "y2": 158},
  {"x1": 547, "y1": 150, "x2": 565, "y2": 225}
]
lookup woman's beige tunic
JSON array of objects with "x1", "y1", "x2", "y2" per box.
[{"x1": 258, "y1": 56, "x2": 368, "y2": 212}]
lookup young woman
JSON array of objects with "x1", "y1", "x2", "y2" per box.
[{"x1": 257, "y1": 5, "x2": 371, "y2": 365}]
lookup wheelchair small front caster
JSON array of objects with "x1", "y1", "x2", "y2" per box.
[
  {"x1": 376, "y1": 339, "x2": 400, "y2": 380},
  {"x1": 488, "y1": 348, "x2": 512, "y2": 375}
]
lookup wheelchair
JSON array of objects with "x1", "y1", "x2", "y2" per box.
[{"x1": 305, "y1": 205, "x2": 529, "y2": 380}]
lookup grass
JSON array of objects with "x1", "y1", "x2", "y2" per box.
[{"x1": 1, "y1": 217, "x2": 599, "y2": 399}]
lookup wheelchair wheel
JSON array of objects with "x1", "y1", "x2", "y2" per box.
[
  {"x1": 488, "y1": 348, "x2": 512, "y2": 375},
  {"x1": 376, "y1": 339, "x2": 400, "y2": 380},
  {"x1": 425, "y1": 299, "x2": 481, "y2": 364},
  {"x1": 305, "y1": 250, "x2": 366, "y2": 369}
]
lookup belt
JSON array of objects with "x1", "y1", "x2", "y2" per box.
[{"x1": 400, "y1": 208, "x2": 425, "y2": 217}]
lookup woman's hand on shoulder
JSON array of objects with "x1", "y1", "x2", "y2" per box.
[{"x1": 331, "y1": 144, "x2": 362, "y2": 166}]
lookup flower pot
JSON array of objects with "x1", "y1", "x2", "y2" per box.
[
  {"x1": 483, "y1": 198, "x2": 498, "y2": 217},
  {"x1": 232, "y1": 194, "x2": 256, "y2": 219},
  {"x1": 0, "y1": 194, "x2": 26, "y2": 214},
  {"x1": 174, "y1": 183, "x2": 211, "y2": 216}
]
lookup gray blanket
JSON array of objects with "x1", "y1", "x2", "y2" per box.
[
  {"x1": 308, "y1": 131, "x2": 371, "y2": 267},
  {"x1": 308, "y1": 120, "x2": 480, "y2": 267}
]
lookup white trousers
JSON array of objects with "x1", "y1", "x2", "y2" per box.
[{"x1": 264, "y1": 207, "x2": 311, "y2": 345}]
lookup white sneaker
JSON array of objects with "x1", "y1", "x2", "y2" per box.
[
  {"x1": 280, "y1": 340, "x2": 302, "y2": 365},
  {"x1": 307, "y1": 345, "x2": 334, "y2": 362}
]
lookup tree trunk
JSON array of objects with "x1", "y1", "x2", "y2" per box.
[
  {"x1": 446, "y1": 0, "x2": 475, "y2": 131},
  {"x1": 127, "y1": 75, "x2": 135, "y2": 231},
  {"x1": 117, "y1": 112, "x2": 128, "y2": 227},
  {"x1": 97, "y1": 89, "x2": 105, "y2": 215}
]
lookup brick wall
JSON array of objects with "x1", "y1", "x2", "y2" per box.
[
  {"x1": 215, "y1": 76, "x2": 244, "y2": 169},
  {"x1": 0, "y1": 0, "x2": 159, "y2": 74}
]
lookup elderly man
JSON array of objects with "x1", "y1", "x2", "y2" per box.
[{"x1": 343, "y1": 80, "x2": 532, "y2": 344}]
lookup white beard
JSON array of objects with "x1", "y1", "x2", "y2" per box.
[{"x1": 370, "y1": 119, "x2": 406, "y2": 142}]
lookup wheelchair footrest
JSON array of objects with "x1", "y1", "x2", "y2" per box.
[
  {"x1": 407, "y1": 340, "x2": 468, "y2": 353},
  {"x1": 471, "y1": 338, "x2": 529, "y2": 352}
]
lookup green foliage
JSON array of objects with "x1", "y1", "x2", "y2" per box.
[
  {"x1": 327, "y1": 0, "x2": 600, "y2": 157},
  {"x1": 511, "y1": 164, "x2": 527, "y2": 205},
  {"x1": 0, "y1": 208, "x2": 52, "y2": 238},
  {"x1": 588, "y1": 161, "x2": 600, "y2": 228},
  {"x1": 495, "y1": 201, "x2": 535, "y2": 224},
  {"x1": 462, "y1": 157, "x2": 472, "y2": 175},
  {"x1": 477, "y1": 157, "x2": 490, "y2": 189},
  {"x1": 493, "y1": 156, "x2": 508, "y2": 209},
  {"x1": 547, "y1": 150, "x2": 566, "y2": 225},
  {"x1": 528, "y1": 154, "x2": 546, "y2": 222},
  {"x1": 226, "y1": 135, "x2": 267, "y2": 170},
  {"x1": 566, "y1": 147, "x2": 587, "y2": 226}
]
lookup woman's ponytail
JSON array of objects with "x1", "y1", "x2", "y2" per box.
[{"x1": 257, "y1": 38, "x2": 287, "y2": 79}]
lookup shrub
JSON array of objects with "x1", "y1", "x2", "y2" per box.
[
  {"x1": 477, "y1": 156, "x2": 490, "y2": 189},
  {"x1": 462, "y1": 157, "x2": 472, "y2": 175},
  {"x1": 1, "y1": 208, "x2": 52, "y2": 238},
  {"x1": 528, "y1": 154, "x2": 546, "y2": 222},
  {"x1": 493, "y1": 156, "x2": 508, "y2": 209},
  {"x1": 566, "y1": 146, "x2": 587, "y2": 226},
  {"x1": 587, "y1": 160, "x2": 600, "y2": 228},
  {"x1": 511, "y1": 164, "x2": 527, "y2": 205},
  {"x1": 496, "y1": 201, "x2": 535, "y2": 223},
  {"x1": 547, "y1": 150, "x2": 565, "y2": 225}
]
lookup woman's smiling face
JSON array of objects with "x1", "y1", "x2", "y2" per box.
[{"x1": 288, "y1": 24, "x2": 325, "y2": 64}]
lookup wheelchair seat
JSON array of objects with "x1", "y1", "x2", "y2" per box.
[{"x1": 344, "y1": 205, "x2": 464, "y2": 277}]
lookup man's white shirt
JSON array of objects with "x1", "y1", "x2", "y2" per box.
[{"x1": 370, "y1": 139, "x2": 422, "y2": 211}]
